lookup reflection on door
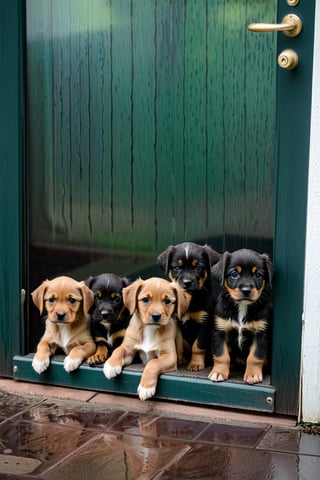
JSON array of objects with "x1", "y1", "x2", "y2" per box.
[{"x1": 26, "y1": 0, "x2": 277, "y2": 348}]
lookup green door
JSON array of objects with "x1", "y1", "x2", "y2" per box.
[{"x1": 2, "y1": 0, "x2": 315, "y2": 415}]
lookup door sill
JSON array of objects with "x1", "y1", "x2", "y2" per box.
[{"x1": 12, "y1": 354, "x2": 276, "y2": 413}]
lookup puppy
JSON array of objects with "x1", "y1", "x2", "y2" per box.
[
  {"x1": 84, "y1": 273, "x2": 131, "y2": 365},
  {"x1": 31, "y1": 275, "x2": 96, "y2": 374},
  {"x1": 208, "y1": 249, "x2": 273, "y2": 384},
  {"x1": 157, "y1": 241, "x2": 220, "y2": 371},
  {"x1": 103, "y1": 277, "x2": 190, "y2": 401}
]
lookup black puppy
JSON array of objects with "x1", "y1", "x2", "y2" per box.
[
  {"x1": 208, "y1": 249, "x2": 273, "y2": 384},
  {"x1": 157, "y1": 241, "x2": 220, "y2": 371},
  {"x1": 84, "y1": 273, "x2": 131, "y2": 365}
]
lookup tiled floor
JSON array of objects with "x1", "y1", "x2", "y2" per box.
[{"x1": 0, "y1": 379, "x2": 319, "y2": 479}]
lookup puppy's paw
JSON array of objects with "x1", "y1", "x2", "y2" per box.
[
  {"x1": 137, "y1": 384, "x2": 156, "y2": 401},
  {"x1": 208, "y1": 368, "x2": 229, "y2": 382},
  {"x1": 103, "y1": 361, "x2": 122, "y2": 379},
  {"x1": 64, "y1": 356, "x2": 82, "y2": 372},
  {"x1": 244, "y1": 370, "x2": 263, "y2": 384},
  {"x1": 188, "y1": 361, "x2": 205, "y2": 372},
  {"x1": 32, "y1": 356, "x2": 50, "y2": 374}
]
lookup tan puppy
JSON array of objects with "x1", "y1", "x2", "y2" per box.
[
  {"x1": 103, "y1": 277, "x2": 190, "y2": 401},
  {"x1": 31, "y1": 275, "x2": 96, "y2": 374}
]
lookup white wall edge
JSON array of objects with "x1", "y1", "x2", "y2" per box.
[{"x1": 301, "y1": 0, "x2": 320, "y2": 423}]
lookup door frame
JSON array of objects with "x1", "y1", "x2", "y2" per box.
[{"x1": 0, "y1": 0, "x2": 317, "y2": 416}]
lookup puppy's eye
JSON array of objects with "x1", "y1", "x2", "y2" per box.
[
  {"x1": 114, "y1": 295, "x2": 122, "y2": 305},
  {"x1": 254, "y1": 272, "x2": 263, "y2": 280},
  {"x1": 230, "y1": 271, "x2": 240, "y2": 280},
  {"x1": 47, "y1": 297, "x2": 56, "y2": 304},
  {"x1": 194, "y1": 265, "x2": 202, "y2": 273},
  {"x1": 141, "y1": 297, "x2": 150, "y2": 304},
  {"x1": 163, "y1": 298, "x2": 171, "y2": 305},
  {"x1": 69, "y1": 298, "x2": 77, "y2": 304},
  {"x1": 173, "y1": 266, "x2": 180, "y2": 272}
]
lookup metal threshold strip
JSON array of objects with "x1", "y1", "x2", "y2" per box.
[{"x1": 12, "y1": 355, "x2": 276, "y2": 413}]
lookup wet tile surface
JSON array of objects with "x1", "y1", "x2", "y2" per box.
[
  {"x1": 0, "y1": 391, "x2": 43, "y2": 424},
  {"x1": 0, "y1": 385, "x2": 319, "y2": 479}
]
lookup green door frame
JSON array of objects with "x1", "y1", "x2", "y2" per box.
[
  {"x1": 0, "y1": 0, "x2": 315, "y2": 415},
  {"x1": 0, "y1": 0, "x2": 26, "y2": 376}
]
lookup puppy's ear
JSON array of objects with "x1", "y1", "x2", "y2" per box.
[
  {"x1": 203, "y1": 244, "x2": 221, "y2": 266},
  {"x1": 31, "y1": 280, "x2": 50, "y2": 314},
  {"x1": 84, "y1": 276, "x2": 94, "y2": 288},
  {"x1": 262, "y1": 254, "x2": 274, "y2": 286},
  {"x1": 173, "y1": 285, "x2": 191, "y2": 320},
  {"x1": 122, "y1": 278, "x2": 144, "y2": 315},
  {"x1": 121, "y1": 276, "x2": 132, "y2": 288},
  {"x1": 78, "y1": 281, "x2": 94, "y2": 315},
  {"x1": 157, "y1": 246, "x2": 174, "y2": 274},
  {"x1": 211, "y1": 252, "x2": 230, "y2": 285}
]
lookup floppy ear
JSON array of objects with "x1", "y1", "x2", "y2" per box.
[
  {"x1": 262, "y1": 253, "x2": 274, "y2": 286},
  {"x1": 78, "y1": 281, "x2": 94, "y2": 315},
  {"x1": 122, "y1": 278, "x2": 144, "y2": 315},
  {"x1": 31, "y1": 280, "x2": 51, "y2": 314},
  {"x1": 157, "y1": 246, "x2": 174, "y2": 274},
  {"x1": 211, "y1": 252, "x2": 230, "y2": 285},
  {"x1": 84, "y1": 276, "x2": 94, "y2": 288},
  {"x1": 173, "y1": 285, "x2": 191, "y2": 320},
  {"x1": 121, "y1": 276, "x2": 132, "y2": 288},
  {"x1": 203, "y1": 244, "x2": 221, "y2": 267}
]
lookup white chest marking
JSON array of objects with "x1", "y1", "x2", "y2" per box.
[
  {"x1": 236, "y1": 303, "x2": 248, "y2": 349},
  {"x1": 135, "y1": 325, "x2": 159, "y2": 364}
]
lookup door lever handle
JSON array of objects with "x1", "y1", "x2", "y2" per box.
[{"x1": 248, "y1": 14, "x2": 302, "y2": 37}]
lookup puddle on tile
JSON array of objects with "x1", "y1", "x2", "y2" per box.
[
  {"x1": 0, "y1": 420, "x2": 97, "y2": 475},
  {"x1": 12, "y1": 398, "x2": 126, "y2": 431},
  {"x1": 110, "y1": 412, "x2": 208, "y2": 440},
  {"x1": 257, "y1": 426, "x2": 320, "y2": 456},
  {"x1": 196, "y1": 421, "x2": 269, "y2": 447},
  {"x1": 0, "y1": 391, "x2": 43, "y2": 423},
  {"x1": 42, "y1": 432, "x2": 190, "y2": 480}
]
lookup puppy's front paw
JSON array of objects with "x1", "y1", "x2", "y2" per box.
[
  {"x1": 32, "y1": 356, "x2": 50, "y2": 374},
  {"x1": 208, "y1": 368, "x2": 229, "y2": 382},
  {"x1": 244, "y1": 369, "x2": 263, "y2": 385},
  {"x1": 137, "y1": 384, "x2": 156, "y2": 401},
  {"x1": 64, "y1": 356, "x2": 82, "y2": 372},
  {"x1": 103, "y1": 361, "x2": 122, "y2": 379}
]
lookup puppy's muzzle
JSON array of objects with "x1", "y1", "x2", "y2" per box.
[
  {"x1": 56, "y1": 312, "x2": 67, "y2": 323},
  {"x1": 150, "y1": 312, "x2": 162, "y2": 324}
]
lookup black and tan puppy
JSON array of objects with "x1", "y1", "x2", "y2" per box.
[
  {"x1": 84, "y1": 273, "x2": 131, "y2": 365},
  {"x1": 208, "y1": 249, "x2": 273, "y2": 384},
  {"x1": 103, "y1": 277, "x2": 190, "y2": 401},
  {"x1": 157, "y1": 241, "x2": 220, "y2": 371}
]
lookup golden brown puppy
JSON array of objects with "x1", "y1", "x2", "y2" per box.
[
  {"x1": 31, "y1": 275, "x2": 96, "y2": 374},
  {"x1": 103, "y1": 277, "x2": 190, "y2": 401}
]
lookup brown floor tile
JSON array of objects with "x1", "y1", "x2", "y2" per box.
[
  {"x1": 196, "y1": 421, "x2": 269, "y2": 447},
  {"x1": 10, "y1": 398, "x2": 126, "y2": 431},
  {"x1": 257, "y1": 426, "x2": 320, "y2": 456},
  {"x1": 154, "y1": 443, "x2": 320, "y2": 480},
  {"x1": 42, "y1": 432, "x2": 191, "y2": 480},
  {"x1": 0, "y1": 420, "x2": 97, "y2": 476}
]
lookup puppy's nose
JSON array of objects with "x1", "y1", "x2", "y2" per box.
[
  {"x1": 56, "y1": 312, "x2": 66, "y2": 322},
  {"x1": 183, "y1": 279, "x2": 192, "y2": 289},
  {"x1": 241, "y1": 287, "x2": 251, "y2": 296},
  {"x1": 100, "y1": 309, "x2": 111, "y2": 319},
  {"x1": 151, "y1": 312, "x2": 161, "y2": 323}
]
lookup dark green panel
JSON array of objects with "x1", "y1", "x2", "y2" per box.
[
  {"x1": 27, "y1": 0, "x2": 276, "y2": 258},
  {"x1": 13, "y1": 355, "x2": 275, "y2": 413},
  {"x1": 0, "y1": 0, "x2": 25, "y2": 375}
]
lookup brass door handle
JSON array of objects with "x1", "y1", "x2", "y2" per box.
[{"x1": 247, "y1": 14, "x2": 302, "y2": 37}]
